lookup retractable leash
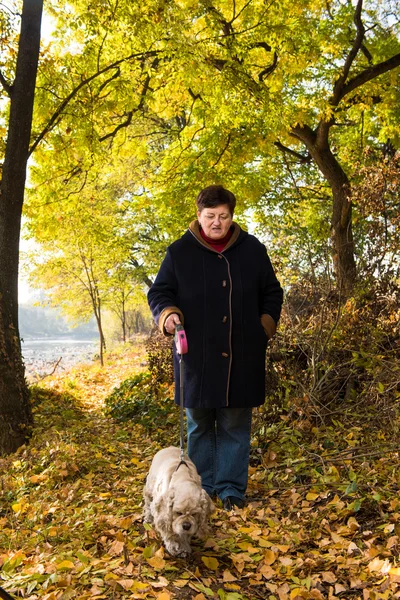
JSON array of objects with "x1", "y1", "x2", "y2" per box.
[{"x1": 174, "y1": 324, "x2": 189, "y2": 469}]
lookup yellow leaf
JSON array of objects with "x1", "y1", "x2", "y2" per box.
[
  {"x1": 258, "y1": 537, "x2": 272, "y2": 548},
  {"x1": 147, "y1": 552, "x2": 166, "y2": 570},
  {"x1": 225, "y1": 583, "x2": 241, "y2": 591},
  {"x1": 12, "y1": 502, "x2": 23, "y2": 513},
  {"x1": 389, "y1": 567, "x2": 400, "y2": 583},
  {"x1": 263, "y1": 549, "x2": 276, "y2": 565},
  {"x1": 119, "y1": 517, "x2": 133, "y2": 529},
  {"x1": 237, "y1": 542, "x2": 258, "y2": 553},
  {"x1": 56, "y1": 560, "x2": 75, "y2": 570},
  {"x1": 290, "y1": 588, "x2": 308, "y2": 599},
  {"x1": 306, "y1": 492, "x2": 319, "y2": 501},
  {"x1": 201, "y1": 556, "x2": 219, "y2": 570},
  {"x1": 174, "y1": 579, "x2": 189, "y2": 588},
  {"x1": 132, "y1": 582, "x2": 151, "y2": 591},
  {"x1": 157, "y1": 593, "x2": 171, "y2": 600}
]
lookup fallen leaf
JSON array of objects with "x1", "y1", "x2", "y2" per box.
[
  {"x1": 223, "y1": 570, "x2": 237, "y2": 582},
  {"x1": 263, "y1": 549, "x2": 276, "y2": 565},
  {"x1": 321, "y1": 571, "x2": 337, "y2": 583},
  {"x1": 151, "y1": 576, "x2": 169, "y2": 588},
  {"x1": 259, "y1": 564, "x2": 275, "y2": 579},
  {"x1": 56, "y1": 560, "x2": 75, "y2": 570},
  {"x1": 201, "y1": 556, "x2": 219, "y2": 570}
]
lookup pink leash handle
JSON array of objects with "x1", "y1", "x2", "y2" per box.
[{"x1": 174, "y1": 324, "x2": 188, "y2": 355}]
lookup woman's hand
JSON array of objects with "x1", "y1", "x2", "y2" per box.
[{"x1": 165, "y1": 313, "x2": 181, "y2": 334}]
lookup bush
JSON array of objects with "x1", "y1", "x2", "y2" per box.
[
  {"x1": 145, "y1": 327, "x2": 174, "y2": 385},
  {"x1": 104, "y1": 372, "x2": 178, "y2": 439}
]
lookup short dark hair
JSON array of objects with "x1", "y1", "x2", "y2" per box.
[{"x1": 196, "y1": 185, "x2": 236, "y2": 215}]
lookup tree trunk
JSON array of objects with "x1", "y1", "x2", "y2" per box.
[
  {"x1": 312, "y1": 148, "x2": 357, "y2": 293},
  {"x1": 92, "y1": 297, "x2": 106, "y2": 366},
  {"x1": 0, "y1": 0, "x2": 43, "y2": 455},
  {"x1": 291, "y1": 126, "x2": 357, "y2": 293},
  {"x1": 121, "y1": 295, "x2": 126, "y2": 342}
]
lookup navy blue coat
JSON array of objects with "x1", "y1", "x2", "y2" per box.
[{"x1": 147, "y1": 222, "x2": 283, "y2": 409}]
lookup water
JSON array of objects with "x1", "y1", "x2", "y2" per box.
[{"x1": 22, "y1": 338, "x2": 98, "y2": 378}]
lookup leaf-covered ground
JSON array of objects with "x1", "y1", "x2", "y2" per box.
[{"x1": 1, "y1": 342, "x2": 400, "y2": 600}]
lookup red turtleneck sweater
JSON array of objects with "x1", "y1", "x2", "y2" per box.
[{"x1": 200, "y1": 227, "x2": 233, "y2": 253}]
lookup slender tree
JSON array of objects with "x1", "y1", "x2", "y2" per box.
[{"x1": 0, "y1": 0, "x2": 43, "y2": 455}]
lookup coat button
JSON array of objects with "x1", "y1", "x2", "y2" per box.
[
  {"x1": 218, "y1": 254, "x2": 223, "y2": 259},
  {"x1": 222, "y1": 352, "x2": 229, "y2": 357},
  {"x1": 222, "y1": 280, "x2": 227, "y2": 287},
  {"x1": 222, "y1": 316, "x2": 228, "y2": 323}
]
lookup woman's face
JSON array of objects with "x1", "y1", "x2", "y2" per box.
[{"x1": 197, "y1": 204, "x2": 233, "y2": 240}]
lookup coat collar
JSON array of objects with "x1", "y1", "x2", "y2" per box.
[{"x1": 188, "y1": 220, "x2": 242, "y2": 252}]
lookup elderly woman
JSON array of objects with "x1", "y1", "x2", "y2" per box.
[{"x1": 148, "y1": 185, "x2": 283, "y2": 510}]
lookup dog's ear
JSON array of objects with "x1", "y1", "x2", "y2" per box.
[
  {"x1": 154, "y1": 489, "x2": 175, "y2": 533},
  {"x1": 167, "y1": 488, "x2": 175, "y2": 513},
  {"x1": 196, "y1": 490, "x2": 214, "y2": 539}
]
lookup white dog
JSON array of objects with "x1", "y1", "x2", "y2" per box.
[{"x1": 143, "y1": 447, "x2": 214, "y2": 557}]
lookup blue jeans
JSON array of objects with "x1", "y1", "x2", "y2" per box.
[{"x1": 186, "y1": 407, "x2": 252, "y2": 501}]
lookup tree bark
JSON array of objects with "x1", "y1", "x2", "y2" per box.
[
  {"x1": 0, "y1": 0, "x2": 43, "y2": 455},
  {"x1": 291, "y1": 125, "x2": 357, "y2": 293},
  {"x1": 92, "y1": 295, "x2": 106, "y2": 367}
]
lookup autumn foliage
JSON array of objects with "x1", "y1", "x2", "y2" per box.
[{"x1": 1, "y1": 331, "x2": 400, "y2": 599}]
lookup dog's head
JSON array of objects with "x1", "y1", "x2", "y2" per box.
[{"x1": 154, "y1": 482, "x2": 214, "y2": 538}]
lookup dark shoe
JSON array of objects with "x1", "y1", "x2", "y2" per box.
[{"x1": 223, "y1": 496, "x2": 245, "y2": 510}]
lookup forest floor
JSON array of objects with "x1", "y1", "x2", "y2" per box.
[{"x1": 1, "y1": 341, "x2": 400, "y2": 600}]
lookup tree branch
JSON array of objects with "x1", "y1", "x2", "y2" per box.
[
  {"x1": 98, "y1": 66, "x2": 120, "y2": 94},
  {"x1": 289, "y1": 124, "x2": 317, "y2": 148},
  {"x1": 339, "y1": 52, "x2": 400, "y2": 101},
  {"x1": 99, "y1": 111, "x2": 133, "y2": 143},
  {"x1": 28, "y1": 51, "x2": 160, "y2": 156},
  {"x1": 331, "y1": 0, "x2": 365, "y2": 106},
  {"x1": 212, "y1": 133, "x2": 231, "y2": 167},
  {"x1": 130, "y1": 257, "x2": 153, "y2": 288},
  {"x1": 0, "y1": 69, "x2": 12, "y2": 96},
  {"x1": 274, "y1": 141, "x2": 312, "y2": 163},
  {"x1": 259, "y1": 51, "x2": 278, "y2": 81},
  {"x1": 99, "y1": 59, "x2": 158, "y2": 143}
]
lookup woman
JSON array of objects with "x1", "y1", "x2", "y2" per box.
[{"x1": 148, "y1": 185, "x2": 283, "y2": 509}]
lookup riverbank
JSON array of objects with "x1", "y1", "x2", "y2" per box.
[{"x1": 22, "y1": 338, "x2": 98, "y2": 379}]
